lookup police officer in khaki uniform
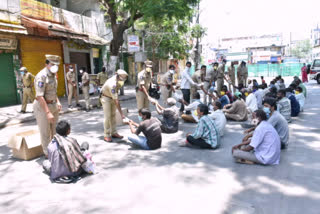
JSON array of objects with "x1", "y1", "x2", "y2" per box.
[
  {"x1": 33, "y1": 55, "x2": 62, "y2": 156},
  {"x1": 66, "y1": 65, "x2": 80, "y2": 108},
  {"x1": 203, "y1": 63, "x2": 217, "y2": 105},
  {"x1": 100, "y1": 69, "x2": 128, "y2": 142},
  {"x1": 136, "y1": 60, "x2": 152, "y2": 110},
  {"x1": 190, "y1": 68, "x2": 203, "y2": 97},
  {"x1": 20, "y1": 67, "x2": 35, "y2": 113},
  {"x1": 216, "y1": 59, "x2": 227, "y2": 94},
  {"x1": 96, "y1": 67, "x2": 109, "y2": 108},
  {"x1": 80, "y1": 67, "x2": 90, "y2": 112},
  {"x1": 227, "y1": 61, "x2": 236, "y2": 93},
  {"x1": 160, "y1": 65, "x2": 176, "y2": 105},
  {"x1": 237, "y1": 61, "x2": 248, "y2": 87}
]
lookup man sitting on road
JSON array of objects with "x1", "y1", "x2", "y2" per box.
[
  {"x1": 183, "y1": 104, "x2": 220, "y2": 149},
  {"x1": 127, "y1": 108, "x2": 162, "y2": 150},
  {"x1": 286, "y1": 88, "x2": 300, "y2": 117},
  {"x1": 232, "y1": 110, "x2": 281, "y2": 165},
  {"x1": 223, "y1": 92, "x2": 248, "y2": 121},
  {"x1": 276, "y1": 89, "x2": 292, "y2": 123},
  {"x1": 243, "y1": 98, "x2": 289, "y2": 149},
  {"x1": 209, "y1": 101, "x2": 227, "y2": 137},
  {"x1": 295, "y1": 86, "x2": 305, "y2": 112},
  {"x1": 153, "y1": 97, "x2": 179, "y2": 133},
  {"x1": 181, "y1": 92, "x2": 202, "y2": 123},
  {"x1": 244, "y1": 88, "x2": 258, "y2": 113}
]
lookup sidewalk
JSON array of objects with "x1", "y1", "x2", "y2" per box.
[{"x1": 0, "y1": 85, "x2": 137, "y2": 129}]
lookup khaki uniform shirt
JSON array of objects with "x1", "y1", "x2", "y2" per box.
[
  {"x1": 192, "y1": 70, "x2": 202, "y2": 84},
  {"x1": 101, "y1": 75, "x2": 119, "y2": 100},
  {"x1": 217, "y1": 65, "x2": 225, "y2": 79},
  {"x1": 137, "y1": 70, "x2": 152, "y2": 90},
  {"x1": 22, "y1": 72, "x2": 34, "y2": 87},
  {"x1": 97, "y1": 72, "x2": 108, "y2": 85},
  {"x1": 161, "y1": 71, "x2": 173, "y2": 86},
  {"x1": 227, "y1": 66, "x2": 235, "y2": 81},
  {"x1": 66, "y1": 71, "x2": 76, "y2": 84},
  {"x1": 82, "y1": 72, "x2": 89, "y2": 85},
  {"x1": 34, "y1": 68, "x2": 57, "y2": 101}
]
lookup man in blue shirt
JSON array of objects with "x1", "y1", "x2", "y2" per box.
[{"x1": 286, "y1": 88, "x2": 300, "y2": 117}]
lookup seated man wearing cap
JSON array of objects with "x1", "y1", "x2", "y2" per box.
[
  {"x1": 152, "y1": 97, "x2": 180, "y2": 133},
  {"x1": 33, "y1": 55, "x2": 62, "y2": 157},
  {"x1": 100, "y1": 69, "x2": 128, "y2": 142},
  {"x1": 19, "y1": 67, "x2": 35, "y2": 113}
]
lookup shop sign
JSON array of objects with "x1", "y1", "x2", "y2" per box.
[
  {"x1": 128, "y1": 35, "x2": 140, "y2": 52},
  {"x1": 0, "y1": 34, "x2": 17, "y2": 50},
  {"x1": 20, "y1": 0, "x2": 54, "y2": 22},
  {"x1": 92, "y1": 48, "x2": 99, "y2": 58}
]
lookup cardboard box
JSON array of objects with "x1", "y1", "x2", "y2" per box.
[
  {"x1": 116, "y1": 108, "x2": 128, "y2": 126},
  {"x1": 8, "y1": 130, "x2": 44, "y2": 160}
]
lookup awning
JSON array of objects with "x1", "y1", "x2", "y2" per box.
[
  {"x1": 21, "y1": 16, "x2": 89, "y2": 41},
  {"x1": 21, "y1": 16, "x2": 109, "y2": 46},
  {"x1": 0, "y1": 22, "x2": 27, "y2": 35}
]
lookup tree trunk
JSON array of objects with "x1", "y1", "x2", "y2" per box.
[{"x1": 107, "y1": 55, "x2": 119, "y2": 77}]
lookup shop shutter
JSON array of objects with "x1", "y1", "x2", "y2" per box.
[
  {"x1": 0, "y1": 53, "x2": 18, "y2": 107},
  {"x1": 19, "y1": 37, "x2": 65, "y2": 96}
]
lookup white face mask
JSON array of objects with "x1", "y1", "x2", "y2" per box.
[
  {"x1": 70, "y1": 69, "x2": 74, "y2": 72},
  {"x1": 79, "y1": 70, "x2": 83, "y2": 74},
  {"x1": 50, "y1": 65, "x2": 59, "y2": 73},
  {"x1": 169, "y1": 70, "x2": 175, "y2": 74}
]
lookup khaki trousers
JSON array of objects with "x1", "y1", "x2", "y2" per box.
[
  {"x1": 33, "y1": 100, "x2": 59, "y2": 156},
  {"x1": 161, "y1": 86, "x2": 172, "y2": 104},
  {"x1": 82, "y1": 85, "x2": 90, "y2": 109},
  {"x1": 21, "y1": 87, "x2": 35, "y2": 111},
  {"x1": 243, "y1": 75, "x2": 248, "y2": 87},
  {"x1": 216, "y1": 78, "x2": 224, "y2": 94},
  {"x1": 229, "y1": 78, "x2": 236, "y2": 93},
  {"x1": 101, "y1": 96, "x2": 116, "y2": 138},
  {"x1": 203, "y1": 81, "x2": 212, "y2": 105},
  {"x1": 68, "y1": 83, "x2": 78, "y2": 105},
  {"x1": 136, "y1": 90, "x2": 149, "y2": 110}
]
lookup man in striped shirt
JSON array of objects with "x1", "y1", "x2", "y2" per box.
[{"x1": 184, "y1": 104, "x2": 220, "y2": 149}]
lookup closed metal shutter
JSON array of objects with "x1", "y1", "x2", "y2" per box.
[
  {"x1": 20, "y1": 37, "x2": 65, "y2": 96},
  {"x1": 0, "y1": 53, "x2": 18, "y2": 107}
]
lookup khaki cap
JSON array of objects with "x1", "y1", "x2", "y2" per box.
[
  {"x1": 116, "y1": 69, "x2": 128, "y2": 78},
  {"x1": 46, "y1": 54, "x2": 61, "y2": 65},
  {"x1": 19, "y1": 67, "x2": 27, "y2": 71},
  {"x1": 144, "y1": 60, "x2": 153, "y2": 68}
]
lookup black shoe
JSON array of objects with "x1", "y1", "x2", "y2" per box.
[
  {"x1": 68, "y1": 105, "x2": 73, "y2": 109},
  {"x1": 20, "y1": 110, "x2": 26, "y2": 114},
  {"x1": 76, "y1": 104, "x2": 81, "y2": 108}
]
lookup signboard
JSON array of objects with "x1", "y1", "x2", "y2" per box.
[
  {"x1": 20, "y1": 0, "x2": 54, "y2": 22},
  {"x1": 128, "y1": 35, "x2": 140, "y2": 52},
  {"x1": 0, "y1": 34, "x2": 17, "y2": 50}
]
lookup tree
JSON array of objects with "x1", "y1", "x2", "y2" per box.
[
  {"x1": 290, "y1": 39, "x2": 312, "y2": 59},
  {"x1": 99, "y1": 0, "x2": 199, "y2": 75}
]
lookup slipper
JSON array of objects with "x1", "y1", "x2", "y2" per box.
[
  {"x1": 54, "y1": 176, "x2": 73, "y2": 184},
  {"x1": 236, "y1": 159, "x2": 255, "y2": 165}
]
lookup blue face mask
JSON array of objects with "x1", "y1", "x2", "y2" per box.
[
  {"x1": 138, "y1": 116, "x2": 143, "y2": 122},
  {"x1": 263, "y1": 107, "x2": 271, "y2": 118},
  {"x1": 20, "y1": 72, "x2": 25, "y2": 76}
]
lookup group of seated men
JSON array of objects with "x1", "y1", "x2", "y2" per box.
[{"x1": 44, "y1": 74, "x2": 307, "y2": 182}]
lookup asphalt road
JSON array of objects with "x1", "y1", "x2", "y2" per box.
[{"x1": 0, "y1": 80, "x2": 319, "y2": 214}]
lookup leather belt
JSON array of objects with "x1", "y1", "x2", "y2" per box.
[
  {"x1": 23, "y1": 86, "x2": 31, "y2": 88},
  {"x1": 102, "y1": 93, "x2": 112, "y2": 99},
  {"x1": 46, "y1": 100, "x2": 56, "y2": 104}
]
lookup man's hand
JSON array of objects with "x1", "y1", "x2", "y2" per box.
[
  {"x1": 232, "y1": 144, "x2": 241, "y2": 153},
  {"x1": 57, "y1": 103, "x2": 62, "y2": 112},
  {"x1": 46, "y1": 112, "x2": 55, "y2": 124}
]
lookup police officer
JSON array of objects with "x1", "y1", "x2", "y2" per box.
[
  {"x1": 33, "y1": 55, "x2": 62, "y2": 157},
  {"x1": 190, "y1": 67, "x2": 204, "y2": 97},
  {"x1": 20, "y1": 67, "x2": 35, "y2": 113},
  {"x1": 100, "y1": 69, "x2": 128, "y2": 142},
  {"x1": 80, "y1": 67, "x2": 90, "y2": 112},
  {"x1": 203, "y1": 63, "x2": 217, "y2": 105},
  {"x1": 227, "y1": 61, "x2": 236, "y2": 93},
  {"x1": 216, "y1": 59, "x2": 227, "y2": 94},
  {"x1": 237, "y1": 61, "x2": 248, "y2": 87},
  {"x1": 66, "y1": 65, "x2": 80, "y2": 108},
  {"x1": 97, "y1": 67, "x2": 108, "y2": 86},
  {"x1": 160, "y1": 65, "x2": 176, "y2": 105},
  {"x1": 136, "y1": 60, "x2": 152, "y2": 110}
]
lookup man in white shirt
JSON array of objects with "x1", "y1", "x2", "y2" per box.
[
  {"x1": 253, "y1": 85, "x2": 264, "y2": 109},
  {"x1": 232, "y1": 109, "x2": 281, "y2": 165},
  {"x1": 180, "y1": 61, "x2": 197, "y2": 114},
  {"x1": 209, "y1": 101, "x2": 227, "y2": 137},
  {"x1": 181, "y1": 92, "x2": 202, "y2": 123},
  {"x1": 245, "y1": 89, "x2": 258, "y2": 113}
]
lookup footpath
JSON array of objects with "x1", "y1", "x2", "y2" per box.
[{"x1": 0, "y1": 85, "x2": 136, "y2": 129}]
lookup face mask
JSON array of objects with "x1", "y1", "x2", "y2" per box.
[
  {"x1": 70, "y1": 69, "x2": 74, "y2": 72},
  {"x1": 244, "y1": 92, "x2": 249, "y2": 97},
  {"x1": 220, "y1": 91, "x2": 225, "y2": 95},
  {"x1": 20, "y1": 72, "x2": 25, "y2": 76},
  {"x1": 214, "y1": 66, "x2": 218, "y2": 70},
  {"x1": 138, "y1": 116, "x2": 143, "y2": 122},
  {"x1": 263, "y1": 107, "x2": 271, "y2": 118},
  {"x1": 295, "y1": 91, "x2": 299, "y2": 95},
  {"x1": 50, "y1": 65, "x2": 59, "y2": 73},
  {"x1": 79, "y1": 70, "x2": 83, "y2": 74},
  {"x1": 169, "y1": 70, "x2": 175, "y2": 75},
  {"x1": 146, "y1": 68, "x2": 152, "y2": 73},
  {"x1": 117, "y1": 81, "x2": 124, "y2": 88}
]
